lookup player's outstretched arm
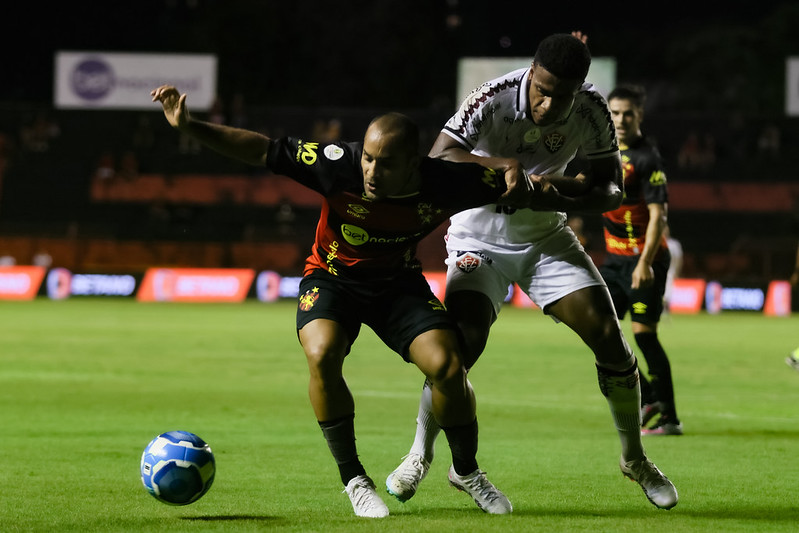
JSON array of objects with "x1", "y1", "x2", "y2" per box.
[
  {"x1": 151, "y1": 85, "x2": 271, "y2": 167},
  {"x1": 528, "y1": 154, "x2": 623, "y2": 213},
  {"x1": 430, "y1": 132, "x2": 531, "y2": 207}
]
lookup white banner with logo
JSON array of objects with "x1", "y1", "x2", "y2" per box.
[{"x1": 54, "y1": 51, "x2": 217, "y2": 110}]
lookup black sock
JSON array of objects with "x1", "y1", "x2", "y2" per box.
[
  {"x1": 639, "y1": 373, "x2": 657, "y2": 405},
  {"x1": 319, "y1": 414, "x2": 365, "y2": 485},
  {"x1": 634, "y1": 332, "x2": 679, "y2": 422},
  {"x1": 441, "y1": 418, "x2": 479, "y2": 476}
]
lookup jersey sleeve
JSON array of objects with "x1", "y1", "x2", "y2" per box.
[
  {"x1": 578, "y1": 88, "x2": 620, "y2": 160},
  {"x1": 266, "y1": 137, "x2": 361, "y2": 195},
  {"x1": 421, "y1": 158, "x2": 508, "y2": 209},
  {"x1": 441, "y1": 83, "x2": 502, "y2": 151},
  {"x1": 641, "y1": 144, "x2": 669, "y2": 205}
]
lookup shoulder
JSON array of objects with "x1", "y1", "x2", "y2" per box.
[
  {"x1": 446, "y1": 68, "x2": 527, "y2": 140},
  {"x1": 461, "y1": 68, "x2": 527, "y2": 111},
  {"x1": 574, "y1": 83, "x2": 612, "y2": 116},
  {"x1": 630, "y1": 137, "x2": 665, "y2": 163},
  {"x1": 268, "y1": 138, "x2": 362, "y2": 194}
]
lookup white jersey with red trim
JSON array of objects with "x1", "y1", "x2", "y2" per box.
[{"x1": 444, "y1": 67, "x2": 618, "y2": 245}]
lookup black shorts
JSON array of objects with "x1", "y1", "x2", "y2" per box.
[
  {"x1": 296, "y1": 269, "x2": 456, "y2": 361},
  {"x1": 599, "y1": 252, "x2": 670, "y2": 324}
]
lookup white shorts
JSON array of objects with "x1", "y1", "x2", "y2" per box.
[{"x1": 445, "y1": 225, "x2": 605, "y2": 316}]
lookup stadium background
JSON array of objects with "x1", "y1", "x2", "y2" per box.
[{"x1": 0, "y1": 0, "x2": 797, "y2": 308}]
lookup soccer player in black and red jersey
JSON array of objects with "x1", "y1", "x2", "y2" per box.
[
  {"x1": 151, "y1": 85, "x2": 527, "y2": 517},
  {"x1": 602, "y1": 84, "x2": 682, "y2": 436}
]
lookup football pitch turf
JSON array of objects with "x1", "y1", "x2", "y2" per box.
[{"x1": 2, "y1": 298, "x2": 798, "y2": 532}]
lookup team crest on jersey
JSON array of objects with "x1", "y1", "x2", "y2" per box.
[
  {"x1": 455, "y1": 251, "x2": 489, "y2": 273},
  {"x1": 299, "y1": 287, "x2": 320, "y2": 311},
  {"x1": 544, "y1": 132, "x2": 566, "y2": 153},
  {"x1": 323, "y1": 144, "x2": 344, "y2": 161}
]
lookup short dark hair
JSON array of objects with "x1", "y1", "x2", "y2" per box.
[
  {"x1": 533, "y1": 33, "x2": 591, "y2": 81},
  {"x1": 368, "y1": 112, "x2": 420, "y2": 155},
  {"x1": 608, "y1": 84, "x2": 647, "y2": 108}
]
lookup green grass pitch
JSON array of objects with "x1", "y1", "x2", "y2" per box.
[{"x1": 2, "y1": 298, "x2": 798, "y2": 532}]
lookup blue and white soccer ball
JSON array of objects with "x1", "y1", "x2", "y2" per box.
[{"x1": 140, "y1": 430, "x2": 216, "y2": 505}]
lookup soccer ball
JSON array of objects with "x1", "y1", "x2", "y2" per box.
[{"x1": 140, "y1": 430, "x2": 216, "y2": 505}]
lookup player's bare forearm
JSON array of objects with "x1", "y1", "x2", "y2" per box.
[
  {"x1": 639, "y1": 203, "x2": 667, "y2": 265},
  {"x1": 527, "y1": 175, "x2": 621, "y2": 213},
  {"x1": 430, "y1": 133, "x2": 530, "y2": 208},
  {"x1": 151, "y1": 84, "x2": 270, "y2": 166},
  {"x1": 430, "y1": 135, "x2": 520, "y2": 175},
  {"x1": 527, "y1": 153, "x2": 622, "y2": 213},
  {"x1": 182, "y1": 120, "x2": 270, "y2": 167}
]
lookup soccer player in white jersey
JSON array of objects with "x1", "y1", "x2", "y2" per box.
[{"x1": 386, "y1": 32, "x2": 678, "y2": 510}]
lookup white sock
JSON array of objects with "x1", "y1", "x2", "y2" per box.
[
  {"x1": 409, "y1": 379, "x2": 441, "y2": 462},
  {"x1": 597, "y1": 364, "x2": 645, "y2": 461}
]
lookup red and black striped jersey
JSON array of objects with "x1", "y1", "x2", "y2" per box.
[
  {"x1": 266, "y1": 136, "x2": 507, "y2": 280},
  {"x1": 602, "y1": 136, "x2": 668, "y2": 257}
]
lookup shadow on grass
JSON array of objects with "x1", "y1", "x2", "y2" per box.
[
  {"x1": 395, "y1": 506, "x2": 799, "y2": 523},
  {"x1": 181, "y1": 515, "x2": 282, "y2": 522}
]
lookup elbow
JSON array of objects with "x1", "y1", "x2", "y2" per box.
[
  {"x1": 607, "y1": 191, "x2": 623, "y2": 211},
  {"x1": 603, "y1": 182, "x2": 624, "y2": 212}
]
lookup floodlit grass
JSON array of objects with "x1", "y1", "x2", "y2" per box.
[{"x1": 2, "y1": 298, "x2": 798, "y2": 532}]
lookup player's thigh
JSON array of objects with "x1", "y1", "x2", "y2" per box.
[
  {"x1": 298, "y1": 318, "x2": 350, "y2": 372},
  {"x1": 445, "y1": 289, "x2": 495, "y2": 367},
  {"x1": 296, "y1": 272, "x2": 362, "y2": 360},
  {"x1": 445, "y1": 249, "x2": 512, "y2": 317},
  {"x1": 547, "y1": 284, "x2": 623, "y2": 349},
  {"x1": 598, "y1": 262, "x2": 632, "y2": 320},
  {"x1": 522, "y1": 228, "x2": 605, "y2": 310},
  {"x1": 367, "y1": 273, "x2": 455, "y2": 362}
]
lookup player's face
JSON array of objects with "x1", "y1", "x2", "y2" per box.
[
  {"x1": 528, "y1": 64, "x2": 582, "y2": 126},
  {"x1": 609, "y1": 97, "x2": 643, "y2": 145},
  {"x1": 361, "y1": 127, "x2": 420, "y2": 200}
]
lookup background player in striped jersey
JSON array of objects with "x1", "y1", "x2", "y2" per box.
[
  {"x1": 151, "y1": 85, "x2": 529, "y2": 517},
  {"x1": 601, "y1": 84, "x2": 682, "y2": 436},
  {"x1": 386, "y1": 32, "x2": 678, "y2": 510}
]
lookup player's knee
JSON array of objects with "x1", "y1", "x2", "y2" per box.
[
  {"x1": 425, "y1": 348, "x2": 466, "y2": 389},
  {"x1": 585, "y1": 315, "x2": 623, "y2": 349},
  {"x1": 589, "y1": 317, "x2": 635, "y2": 370},
  {"x1": 303, "y1": 342, "x2": 344, "y2": 378}
]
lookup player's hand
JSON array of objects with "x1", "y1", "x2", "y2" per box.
[
  {"x1": 631, "y1": 261, "x2": 654, "y2": 289},
  {"x1": 571, "y1": 31, "x2": 588, "y2": 44},
  {"x1": 151, "y1": 85, "x2": 190, "y2": 130},
  {"x1": 526, "y1": 174, "x2": 560, "y2": 210},
  {"x1": 496, "y1": 160, "x2": 530, "y2": 208}
]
